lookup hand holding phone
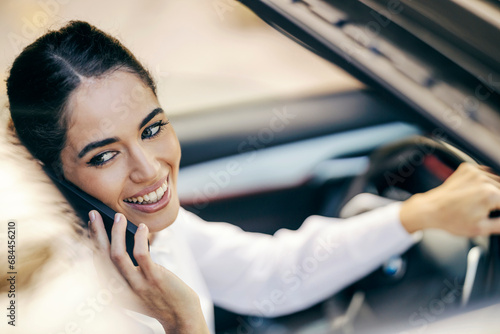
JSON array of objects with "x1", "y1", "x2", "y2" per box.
[
  {"x1": 89, "y1": 210, "x2": 210, "y2": 333},
  {"x1": 43, "y1": 166, "x2": 144, "y2": 265}
]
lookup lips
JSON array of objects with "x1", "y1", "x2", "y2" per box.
[
  {"x1": 124, "y1": 179, "x2": 168, "y2": 204},
  {"x1": 123, "y1": 175, "x2": 172, "y2": 213}
]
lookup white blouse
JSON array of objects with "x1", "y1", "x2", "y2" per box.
[{"x1": 130, "y1": 202, "x2": 415, "y2": 333}]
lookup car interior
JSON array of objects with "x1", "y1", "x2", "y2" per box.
[
  {"x1": 171, "y1": 87, "x2": 486, "y2": 333},
  {"x1": 170, "y1": 1, "x2": 500, "y2": 332}
]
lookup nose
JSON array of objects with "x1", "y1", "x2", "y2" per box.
[{"x1": 128, "y1": 145, "x2": 160, "y2": 184}]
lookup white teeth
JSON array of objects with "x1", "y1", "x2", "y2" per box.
[{"x1": 124, "y1": 180, "x2": 168, "y2": 204}]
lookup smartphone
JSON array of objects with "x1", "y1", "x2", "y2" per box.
[{"x1": 43, "y1": 166, "x2": 144, "y2": 265}]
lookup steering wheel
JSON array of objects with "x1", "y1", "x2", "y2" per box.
[
  {"x1": 337, "y1": 136, "x2": 465, "y2": 210},
  {"x1": 322, "y1": 136, "x2": 493, "y2": 332}
]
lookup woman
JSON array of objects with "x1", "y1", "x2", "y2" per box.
[
  {"x1": 0, "y1": 122, "x2": 146, "y2": 334},
  {"x1": 6, "y1": 21, "x2": 500, "y2": 333}
]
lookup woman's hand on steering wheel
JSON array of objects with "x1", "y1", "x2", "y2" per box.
[
  {"x1": 400, "y1": 162, "x2": 500, "y2": 236},
  {"x1": 88, "y1": 211, "x2": 209, "y2": 334}
]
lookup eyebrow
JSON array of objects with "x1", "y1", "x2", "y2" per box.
[
  {"x1": 139, "y1": 108, "x2": 164, "y2": 130},
  {"x1": 77, "y1": 107, "x2": 165, "y2": 159},
  {"x1": 78, "y1": 137, "x2": 119, "y2": 159}
]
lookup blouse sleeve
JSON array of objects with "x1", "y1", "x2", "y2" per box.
[{"x1": 178, "y1": 202, "x2": 415, "y2": 317}]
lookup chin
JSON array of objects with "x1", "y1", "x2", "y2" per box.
[{"x1": 141, "y1": 198, "x2": 180, "y2": 233}]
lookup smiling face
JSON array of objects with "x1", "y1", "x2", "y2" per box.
[{"x1": 60, "y1": 70, "x2": 181, "y2": 232}]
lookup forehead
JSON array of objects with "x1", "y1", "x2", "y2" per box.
[{"x1": 65, "y1": 71, "x2": 158, "y2": 148}]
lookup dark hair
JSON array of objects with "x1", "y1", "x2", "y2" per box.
[{"x1": 6, "y1": 20, "x2": 156, "y2": 176}]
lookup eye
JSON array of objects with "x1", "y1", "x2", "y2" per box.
[
  {"x1": 87, "y1": 151, "x2": 119, "y2": 167},
  {"x1": 142, "y1": 120, "x2": 168, "y2": 140}
]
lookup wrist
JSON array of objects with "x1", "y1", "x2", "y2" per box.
[
  {"x1": 158, "y1": 297, "x2": 209, "y2": 334},
  {"x1": 160, "y1": 314, "x2": 208, "y2": 334},
  {"x1": 159, "y1": 316, "x2": 204, "y2": 334},
  {"x1": 400, "y1": 194, "x2": 430, "y2": 233}
]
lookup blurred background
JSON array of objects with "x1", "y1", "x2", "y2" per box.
[{"x1": 0, "y1": 0, "x2": 361, "y2": 116}]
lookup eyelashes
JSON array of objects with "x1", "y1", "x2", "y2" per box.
[
  {"x1": 87, "y1": 151, "x2": 118, "y2": 167},
  {"x1": 86, "y1": 120, "x2": 169, "y2": 167},
  {"x1": 141, "y1": 120, "x2": 168, "y2": 140}
]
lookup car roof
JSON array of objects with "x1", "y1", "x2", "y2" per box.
[{"x1": 239, "y1": 0, "x2": 500, "y2": 170}]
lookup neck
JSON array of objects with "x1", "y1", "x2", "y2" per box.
[{"x1": 148, "y1": 231, "x2": 157, "y2": 244}]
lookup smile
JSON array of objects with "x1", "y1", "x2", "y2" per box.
[
  {"x1": 122, "y1": 175, "x2": 172, "y2": 214},
  {"x1": 124, "y1": 180, "x2": 168, "y2": 204}
]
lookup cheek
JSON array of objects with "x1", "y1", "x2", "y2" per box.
[
  {"x1": 69, "y1": 166, "x2": 127, "y2": 208},
  {"x1": 165, "y1": 130, "x2": 181, "y2": 167},
  {"x1": 90, "y1": 175, "x2": 123, "y2": 206},
  {"x1": 152, "y1": 129, "x2": 181, "y2": 171}
]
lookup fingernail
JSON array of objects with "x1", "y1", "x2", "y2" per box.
[
  {"x1": 139, "y1": 223, "x2": 146, "y2": 230},
  {"x1": 89, "y1": 211, "x2": 96, "y2": 223},
  {"x1": 114, "y1": 213, "x2": 121, "y2": 223}
]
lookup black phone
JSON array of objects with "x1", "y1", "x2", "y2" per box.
[{"x1": 43, "y1": 166, "x2": 144, "y2": 265}]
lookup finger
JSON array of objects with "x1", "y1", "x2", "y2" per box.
[
  {"x1": 88, "y1": 211, "x2": 118, "y2": 288},
  {"x1": 478, "y1": 166, "x2": 500, "y2": 185},
  {"x1": 110, "y1": 213, "x2": 142, "y2": 283},
  {"x1": 89, "y1": 210, "x2": 110, "y2": 253},
  {"x1": 478, "y1": 165, "x2": 497, "y2": 174},
  {"x1": 486, "y1": 177, "x2": 500, "y2": 191},
  {"x1": 481, "y1": 217, "x2": 500, "y2": 235},
  {"x1": 485, "y1": 185, "x2": 500, "y2": 212},
  {"x1": 133, "y1": 223, "x2": 156, "y2": 281}
]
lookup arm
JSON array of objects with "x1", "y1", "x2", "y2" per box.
[
  {"x1": 181, "y1": 163, "x2": 500, "y2": 318},
  {"x1": 179, "y1": 202, "x2": 414, "y2": 317}
]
